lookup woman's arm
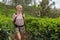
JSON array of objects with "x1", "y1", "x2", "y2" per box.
[
  {"x1": 12, "y1": 13, "x2": 16, "y2": 22},
  {"x1": 23, "y1": 14, "x2": 25, "y2": 25},
  {"x1": 23, "y1": 14, "x2": 25, "y2": 19}
]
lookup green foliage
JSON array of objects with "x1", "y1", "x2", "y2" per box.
[
  {"x1": 0, "y1": 15, "x2": 60, "y2": 40},
  {"x1": 0, "y1": 2, "x2": 60, "y2": 40},
  {"x1": 25, "y1": 17, "x2": 60, "y2": 40},
  {"x1": 0, "y1": 2, "x2": 16, "y2": 17},
  {"x1": 0, "y1": 15, "x2": 14, "y2": 40}
]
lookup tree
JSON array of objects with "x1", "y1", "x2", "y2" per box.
[
  {"x1": 40, "y1": 0, "x2": 56, "y2": 17},
  {"x1": 40, "y1": 0, "x2": 49, "y2": 17},
  {"x1": 12, "y1": 0, "x2": 31, "y2": 6},
  {"x1": 25, "y1": 0, "x2": 31, "y2": 5},
  {"x1": 2, "y1": 0, "x2": 7, "y2": 4}
]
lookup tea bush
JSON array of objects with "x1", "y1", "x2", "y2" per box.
[
  {"x1": 0, "y1": 15, "x2": 60, "y2": 40},
  {"x1": 25, "y1": 17, "x2": 60, "y2": 40}
]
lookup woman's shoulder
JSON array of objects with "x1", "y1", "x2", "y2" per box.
[
  {"x1": 23, "y1": 13, "x2": 25, "y2": 17},
  {"x1": 12, "y1": 13, "x2": 16, "y2": 17},
  {"x1": 13, "y1": 13, "x2": 17, "y2": 15},
  {"x1": 23, "y1": 13, "x2": 25, "y2": 15}
]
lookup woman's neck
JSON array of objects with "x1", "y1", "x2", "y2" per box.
[{"x1": 17, "y1": 11, "x2": 22, "y2": 14}]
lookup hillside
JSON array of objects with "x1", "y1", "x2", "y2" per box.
[{"x1": 0, "y1": 2, "x2": 60, "y2": 40}]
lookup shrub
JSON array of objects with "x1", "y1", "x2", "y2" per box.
[
  {"x1": 0, "y1": 16, "x2": 60, "y2": 40},
  {"x1": 25, "y1": 17, "x2": 60, "y2": 40},
  {"x1": 0, "y1": 15, "x2": 14, "y2": 40}
]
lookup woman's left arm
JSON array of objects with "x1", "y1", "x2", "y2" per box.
[{"x1": 23, "y1": 14, "x2": 25, "y2": 19}]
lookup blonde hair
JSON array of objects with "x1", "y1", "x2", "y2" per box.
[{"x1": 16, "y1": 5, "x2": 22, "y2": 9}]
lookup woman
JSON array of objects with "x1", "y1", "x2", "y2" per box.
[{"x1": 12, "y1": 5, "x2": 25, "y2": 40}]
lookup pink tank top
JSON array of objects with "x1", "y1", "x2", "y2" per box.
[{"x1": 15, "y1": 14, "x2": 24, "y2": 26}]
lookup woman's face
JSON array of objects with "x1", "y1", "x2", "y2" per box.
[{"x1": 17, "y1": 5, "x2": 23, "y2": 12}]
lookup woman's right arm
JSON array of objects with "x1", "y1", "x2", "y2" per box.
[{"x1": 12, "y1": 14, "x2": 16, "y2": 22}]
